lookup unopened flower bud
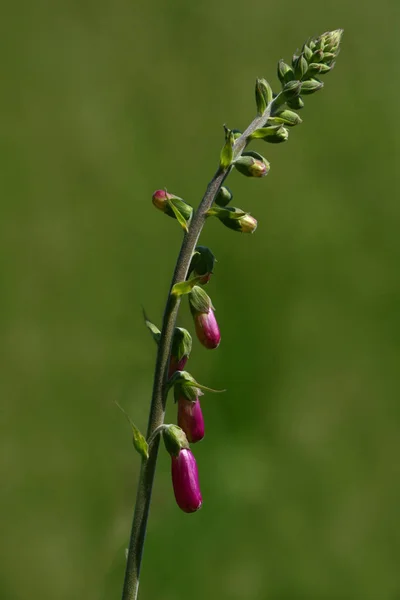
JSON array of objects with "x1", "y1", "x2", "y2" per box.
[
  {"x1": 212, "y1": 206, "x2": 258, "y2": 234},
  {"x1": 302, "y1": 44, "x2": 313, "y2": 62},
  {"x1": 189, "y1": 286, "x2": 221, "y2": 349},
  {"x1": 250, "y1": 125, "x2": 289, "y2": 144},
  {"x1": 293, "y1": 54, "x2": 308, "y2": 80},
  {"x1": 169, "y1": 327, "x2": 192, "y2": 378},
  {"x1": 268, "y1": 109, "x2": 302, "y2": 127},
  {"x1": 152, "y1": 190, "x2": 193, "y2": 223},
  {"x1": 171, "y1": 448, "x2": 202, "y2": 513},
  {"x1": 172, "y1": 370, "x2": 205, "y2": 443},
  {"x1": 307, "y1": 63, "x2": 332, "y2": 76},
  {"x1": 300, "y1": 79, "x2": 324, "y2": 95},
  {"x1": 321, "y1": 29, "x2": 344, "y2": 52},
  {"x1": 189, "y1": 246, "x2": 216, "y2": 285},
  {"x1": 255, "y1": 78, "x2": 273, "y2": 115},
  {"x1": 277, "y1": 59, "x2": 295, "y2": 85},
  {"x1": 177, "y1": 397, "x2": 205, "y2": 443},
  {"x1": 282, "y1": 80, "x2": 302, "y2": 100},
  {"x1": 234, "y1": 152, "x2": 270, "y2": 178},
  {"x1": 152, "y1": 189, "x2": 169, "y2": 212},
  {"x1": 215, "y1": 186, "x2": 233, "y2": 207},
  {"x1": 286, "y1": 96, "x2": 305, "y2": 110}
]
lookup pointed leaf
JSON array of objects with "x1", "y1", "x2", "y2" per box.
[
  {"x1": 114, "y1": 401, "x2": 149, "y2": 460},
  {"x1": 171, "y1": 276, "x2": 204, "y2": 297},
  {"x1": 219, "y1": 127, "x2": 234, "y2": 169},
  {"x1": 167, "y1": 199, "x2": 190, "y2": 232},
  {"x1": 142, "y1": 309, "x2": 161, "y2": 343}
]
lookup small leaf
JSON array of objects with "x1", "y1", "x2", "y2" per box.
[
  {"x1": 142, "y1": 309, "x2": 161, "y2": 343},
  {"x1": 114, "y1": 401, "x2": 149, "y2": 460},
  {"x1": 219, "y1": 126, "x2": 234, "y2": 169},
  {"x1": 171, "y1": 276, "x2": 204, "y2": 297},
  {"x1": 167, "y1": 199, "x2": 190, "y2": 232}
]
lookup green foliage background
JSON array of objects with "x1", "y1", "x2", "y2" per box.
[{"x1": 1, "y1": 1, "x2": 399, "y2": 599}]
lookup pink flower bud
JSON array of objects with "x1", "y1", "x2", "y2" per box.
[
  {"x1": 168, "y1": 354, "x2": 188, "y2": 379},
  {"x1": 171, "y1": 448, "x2": 202, "y2": 513},
  {"x1": 152, "y1": 189, "x2": 169, "y2": 211},
  {"x1": 177, "y1": 397, "x2": 205, "y2": 443},
  {"x1": 194, "y1": 308, "x2": 221, "y2": 349}
]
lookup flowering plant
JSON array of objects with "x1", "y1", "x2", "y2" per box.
[{"x1": 119, "y1": 29, "x2": 343, "y2": 600}]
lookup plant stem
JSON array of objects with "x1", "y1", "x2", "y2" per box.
[{"x1": 121, "y1": 104, "x2": 272, "y2": 600}]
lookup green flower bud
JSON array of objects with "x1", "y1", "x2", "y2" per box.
[
  {"x1": 268, "y1": 109, "x2": 302, "y2": 127},
  {"x1": 152, "y1": 190, "x2": 193, "y2": 224},
  {"x1": 282, "y1": 80, "x2": 302, "y2": 100},
  {"x1": 312, "y1": 49, "x2": 324, "y2": 63},
  {"x1": 250, "y1": 125, "x2": 289, "y2": 144},
  {"x1": 189, "y1": 245, "x2": 216, "y2": 284},
  {"x1": 294, "y1": 54, "x2": 308, "y2": 80},
  {"x1": 215, "y1": 186, "x2": 233, "y2": 207},
  {"x1": 302, "y1": 44, "x2": 313, "y2": 62},
  {"x1": 213, "y1": 206, "x2": 258, "y2": 234},
  {"x1": 307, "y1": 63, "x2": 332, "y2": 76},
  {"x1": 321, "y1": 29, "x2": 344, "y2": 52},
  {"x1": 286, "y1": 96, "x2": 305, "y2": 110},
  {"x1": 169, "y1": 327, "x2": 192, "y2": 377},
  {"x1": 232, "y1": 129, "x2": 242, "y2": 141},
  {"x1": 255, "y1": 78, "x2": 273, "y2": 115},
  {"x1": 234, "y1": 151, "x2": 270, "y2": 178},
  {"x1": 277, "y1": 59, "x2": 295, "y2": 85},
  {"x1": 300, "y1": 79, "x2": 324, "y2": 95}
]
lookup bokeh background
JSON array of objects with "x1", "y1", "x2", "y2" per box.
[{"x1": 1, "y1": 1, "x2": 399, "y2": 599}]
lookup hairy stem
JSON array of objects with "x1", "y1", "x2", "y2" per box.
[{"x1": 121, "y1": 103, "x2": 272, "y2": 600}]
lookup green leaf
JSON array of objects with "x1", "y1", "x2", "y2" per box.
[
  {"x1": 171, "y1": 276, "x2": 204, "y2": 297},
  {"x1": 219, "y1": 127, "x2": 234, "y2": 169},
  {"x1": 114, "y1": 401, "x2": 149, "y2": 460},
  {"x1": 142, "y1": 309, "x2": 161, "y2": 343},
  {"x1": 167, "y1": 199, "x2": 190, "y2": 232}
]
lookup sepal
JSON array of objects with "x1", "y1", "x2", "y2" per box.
[{"x1": 163, "y1": 424, "x2": 189, "y2": 457}]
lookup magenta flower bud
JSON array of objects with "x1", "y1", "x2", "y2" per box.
[
  {"x1": 152, "y1": 190, "x2": 193, "y2": 223},
  {"x1": 194, "y1": 308, "x2": 221, "y2": 349},
  {"x1": 171, "y1": 448, "x2": 202, "y2": 513},
  {"x1": 168, "y1": 354, "x2": 188, "y2": 379},
  {"x1": 189, "y1": 286, "x2": 221, "y2": 350},
  {"x1": 152, "y1": 189, "x2": 169, "y2": 211},
  {"x1": 177, "y1": 396, "x2": 205, "y2": 443}
]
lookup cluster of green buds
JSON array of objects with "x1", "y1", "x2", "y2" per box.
[{"x1": 127, "y1": 29, "x2": 343, "y2": 515}]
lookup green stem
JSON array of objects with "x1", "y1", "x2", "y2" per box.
[{"x1": 121, "y1": 101, "x2": 273, "y2": 600}]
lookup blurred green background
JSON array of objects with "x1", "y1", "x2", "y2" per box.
[{"x1": 1, "y1": 1, "x2": 399, "y2": 599}]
